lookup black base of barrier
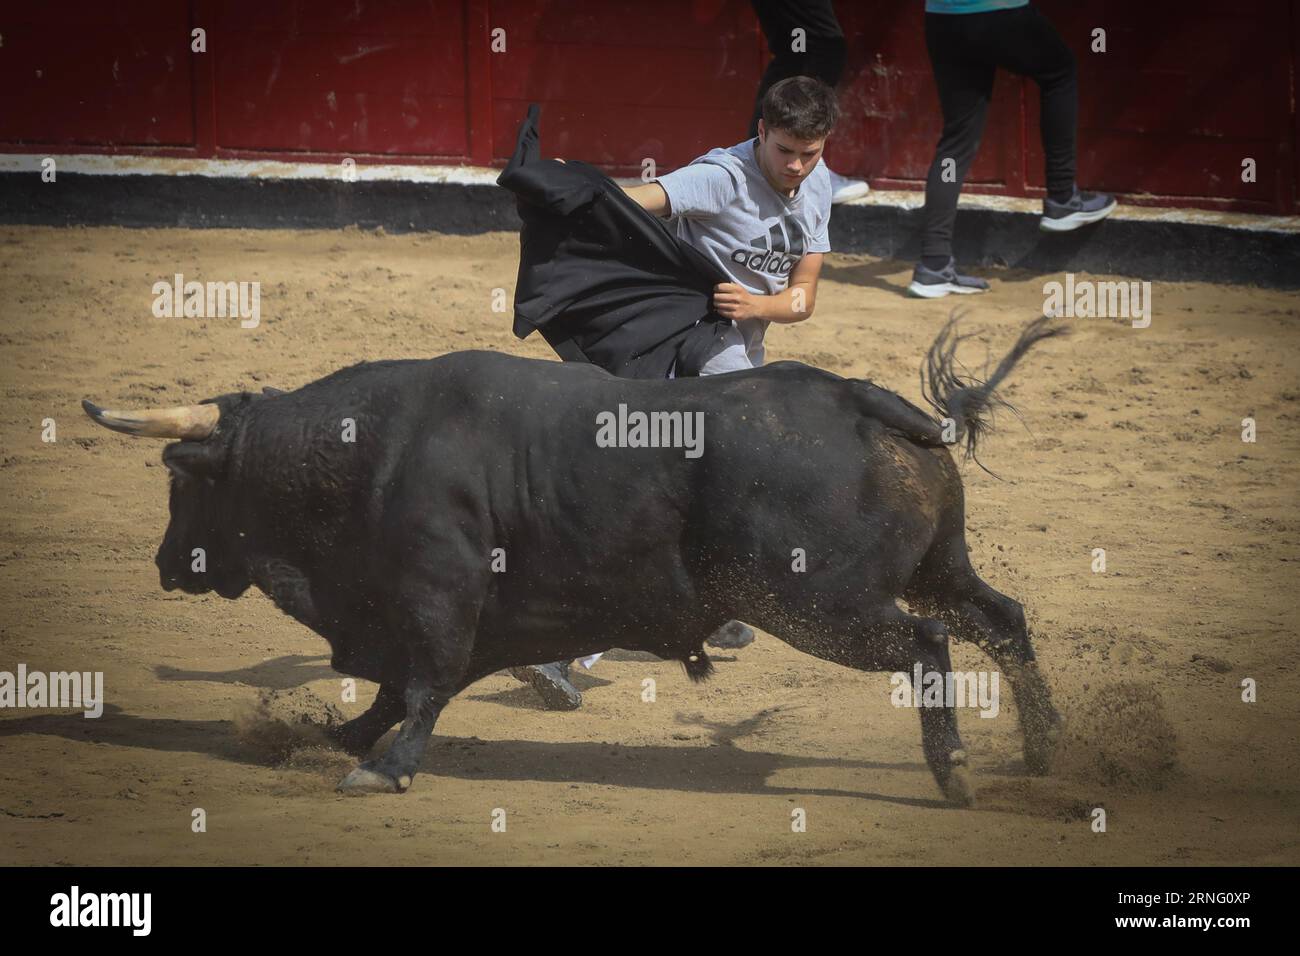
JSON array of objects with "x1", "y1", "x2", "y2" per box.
[{"x1": 2, "y1": 172, "x2": 1297, "y2": 289}]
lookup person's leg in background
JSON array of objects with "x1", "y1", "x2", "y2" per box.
[
  {"x1": 510, "y1": 660, "x2": 583, "y2": 710},
  {"x1": 986, "y1": 4, "x2": 1115, "y2": 231},
  {"x1": 748, "y1": 0, "x2": 845, "y2": 135},
  {"x1": 749, "y1": 0, "x2": 869, "y2": 203},
  {"x1": 909, "y1": 11, "x2": 996, "y2": 298}
]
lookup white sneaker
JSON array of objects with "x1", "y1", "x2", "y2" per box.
[{"x1": 827, "y1": 168, "x2": 870, "y2": 204}]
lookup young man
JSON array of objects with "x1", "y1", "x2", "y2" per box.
[
  {"x1": 513, "y1": 77, "x2": 839, "y2": 710},
  {"x1": 910, "y1": 0, "x2": 1117, "y2": 298},
  {"x1": 626, "y1": 74, "x2": 837, "y2": 374}
]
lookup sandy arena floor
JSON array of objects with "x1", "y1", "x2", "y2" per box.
[{"x1": 0, "y1": 225, "x2": 1297, "y2": 865}]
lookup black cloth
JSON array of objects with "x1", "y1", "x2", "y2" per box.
[
  {"x1": 497, "y1": 105, "x2": 733, "y2": 380},
  {"x1": 921, "y1": 4, "x2": 1078, "y2": 259},
  {"x1": 748, "y1": 0, "x2": 846, "y2": 138}
]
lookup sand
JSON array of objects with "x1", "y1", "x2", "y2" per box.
[{"x1": 0, "y1": 224, "x2": 1297, "y2": 865}]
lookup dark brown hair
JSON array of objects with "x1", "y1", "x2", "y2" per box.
[{"x1": 761, "y1": 76, "x2": 840, "y2": 141}]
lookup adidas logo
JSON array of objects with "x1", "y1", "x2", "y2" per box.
[{"x1": 730, "y1": 218, "x2": 805, "y2": 277}]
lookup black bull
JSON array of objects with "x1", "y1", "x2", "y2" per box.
[{"x1": 83, "y1": 318, "x2": 1063, "y2": 804}]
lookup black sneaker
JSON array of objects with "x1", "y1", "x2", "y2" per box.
[
  {"x1": 511, "y1": 661, "x2": 582, "y2": 710},
  {"x1": 706, "y1": 620, "x2": 755, "y2": 649},
  {"x1": 907, "y1": 257, "x2": 990, "y2": 299},
  {"x1": 1040, "y1": 188, "x2": 1117, "y2": 232}
]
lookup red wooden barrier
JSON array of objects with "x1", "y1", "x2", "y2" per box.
[{"x1": 1, "y1": 0, "x2": 1296, "y2": 214}]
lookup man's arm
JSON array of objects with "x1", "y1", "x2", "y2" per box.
[
  {"x1": 558, "y1": 163, "x2": 667, "y2": 214},
  {"x1": 712, "y1": 253, "x2": 823, "y2": 324},
  {"x1": 621, "y1": 182, "x2": 671, "y2": 217}
]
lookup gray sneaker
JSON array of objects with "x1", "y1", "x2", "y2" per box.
[
  {"x1": 510, "y1": 661, "x2": 582, "y2": 710},
  {"x1": 907, "y1": 257, "x2": 990, "y2": 299},
  {"x1": 1040, "y1": 188, "x2": 1117, "y2": 232},
  {"x1": 706, "y1": 620, "x2": 756, "y2": 649}
]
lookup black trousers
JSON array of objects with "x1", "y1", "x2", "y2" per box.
[
  {"x1": 920, "y1": 4, "x2": 1078, "y2": 260},
  {"x1": 748, "y1": 0, "x2": 845, "y2": 138}
]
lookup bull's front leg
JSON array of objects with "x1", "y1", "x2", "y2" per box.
[
  {"x1": 327, "y1": 681, "x2": 406, "y2": 757},
  {"x1": 337, "y1": 591, "x2": 479, "y2": 795},
  {"x1": 337, "y1": 683, "x2": 448, "y2": 795}
]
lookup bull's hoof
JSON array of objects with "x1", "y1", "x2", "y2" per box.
[
  {"x1": 337, "y1": 766, "x2": 402, "y2": 795},
  {"x1": 940, "y1": 751, "x2": 977, "y2": 808}
]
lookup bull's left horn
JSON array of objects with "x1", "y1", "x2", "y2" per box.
[{"x1": 81, "y1": 399, "x2": 220, "y2": 440}]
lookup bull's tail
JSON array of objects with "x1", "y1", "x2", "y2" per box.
[
  {"x1": 920, "y1": 312, "x2": 1066, "y2": 465},
  {"x1": 682, "y1": 649, "x2": 715, "y2": 683}
]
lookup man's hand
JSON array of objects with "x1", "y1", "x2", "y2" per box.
[
  {"x1": 711, "y1": 258, "x2": 821, "y2": 324},
  {"x1": 712, "y1": 283, "x2": 764, "y2": 322}
]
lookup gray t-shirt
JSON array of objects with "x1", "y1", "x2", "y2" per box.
[{"x1": 656, "y1": 138, "x2": 832, "y2": 368}]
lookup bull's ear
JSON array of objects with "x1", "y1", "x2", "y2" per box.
[
  {"x1": 162, "y1": 441, "x2": 221, "y2": 482},
  {"x1": 262, "y1": 386, "x2": 286, "y2": 397}
]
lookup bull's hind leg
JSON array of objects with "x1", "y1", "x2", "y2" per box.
[
  {"x1": 902, "y1": 612, "x2": 976, "y2": 808},
  {"x1": 766, "y1": 596, "x2": 974, "y2": 804},
  {"x1": 841, "y1": 603, "x2": 975, "y2": 807},
  {"x1": 943, "y1": 594, "x2": 1061, "y2": 775},
  {"x1": 907, "y1": 538, "x2": 1062, "y2": 775}
]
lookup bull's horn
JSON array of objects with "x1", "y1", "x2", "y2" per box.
[{"x1": 81, "y1": 399, "x2": 219, "y2": 440}]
